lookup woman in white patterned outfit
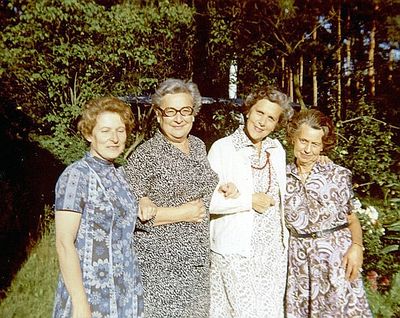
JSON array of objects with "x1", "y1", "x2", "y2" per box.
[{"x1": 208, "y1": 86, "x2": 293, "y2": 318}]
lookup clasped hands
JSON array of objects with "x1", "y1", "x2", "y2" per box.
[
  {"x1": 218, "y1": 182, "x2": 274, "y2": 214},
  {"x1": 138, "y1": 196, "x2": 207, "y2": 223}
]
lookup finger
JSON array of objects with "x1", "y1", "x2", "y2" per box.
[
  {"x1": 344, "y1": 263, "x2": 352, "y2": 281},
  {"x1": 349, "y1": 266, "x2": 358, "y2": 281}
]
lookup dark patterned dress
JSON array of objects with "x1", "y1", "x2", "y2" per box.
[
  {"x1": 53, "y1": 153, "x2": 144, "y2": 318},
  {"x1": 285, "y1": 162, "x2": 372, "y2": 318},
  {"x1": 124, "y1": 131, "x2": 219, "y2": 318}
]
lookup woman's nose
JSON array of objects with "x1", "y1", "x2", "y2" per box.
[
  {"x1": 110, "y1": 131, "x2": 119, "y2": 142},
  {"x1": 174, "y1": 112, "x2": 184, "y2": 122},
  {"x1": 304, "y1": 143, "x2": 311, "y2": 153}
]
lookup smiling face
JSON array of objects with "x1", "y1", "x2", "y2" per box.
[
  {"x1": 156, "y1": 92, "x2": 194, "y2": 143},
  {"x1": 86, "y1": 111, "x2": 127, "y2": 162},
  {"x1": 244, "y1": 99, "x2": 282, "y2": 145},
  {"x1": 293, "y1": 123, "x2": 324, "y2": 168}
]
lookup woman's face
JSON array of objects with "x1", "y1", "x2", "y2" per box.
[
  {"x1": 157, "y1": 92, "x2": 194, "y2": 143},
  {"x1": 86, "y1": 111, "x2": 127, "y2": 162},
  {"x1": 293, "y1": 123, "x2": 324, "y2": 166},
  {"x1": 245, "y1": 99, "x2": 282, "y2": 145}
]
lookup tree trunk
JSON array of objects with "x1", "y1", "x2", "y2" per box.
[
  {"x1": 294, "y1": 69, "x2": 306, "y2": 109},
  {"x1": 336, "y1": 1, "x2": 342, "y2": 119},
  {"x1": 289, "y1": 68, "x2": 294, "y2": 103},
  {"x1": 281, "y1": 56, "x2": 285, "y2": 89},
  {"x1": 300, "y1": 55, "x2": 303, "y2": 89},
  {"x1": 388, "y1": 48, "x2": 395, "y2": 82},
  {"x1": 312, "y1": 28, "x2": 318, "y2": 107},
  {"x1": 345, "y1": 6, "x2": 352, "y2": 88},
  {"x1": 368, "y1": 4, "x2": 378, "y2": 97}
]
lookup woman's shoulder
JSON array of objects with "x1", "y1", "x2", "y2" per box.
[
  {"x1": 319, "y1": 162, "x2": 352, "y2": 176},
  {"x1": 60, "y1": 157, "x2": 88, "y2": 178},
  {"x1": 209, "y1": 134, "x2": 234, "y2": 149}
]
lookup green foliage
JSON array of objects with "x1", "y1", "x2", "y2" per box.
[
  {"x1": 191, "y1": 102, "x2": 242, "y2": 149},
  {"x1": 0, "y1": 207, "x2": 57, "y2": 318},
  {"x1": 334, "y1": 99, "x2": 400, "y2": 200},
  {"x1": 366, "y1": 271, "x2": 400, "y2": 318},
  {"x1": 1, "y1": 0, "x2": 195, "y2": 164}
]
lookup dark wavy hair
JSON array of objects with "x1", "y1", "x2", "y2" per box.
[
  {"x1": 78, "y1": 97, "x2": 134, "y2": 138},
  {"x1": 243, "y1": 85, "x2": 293, "y2": 129},
  {"x1": 286, "y1": 109, "x2": 337, "y2": 152},
  {"x1": 152, "y1": 78, "x2": 202, "y2": 115}
]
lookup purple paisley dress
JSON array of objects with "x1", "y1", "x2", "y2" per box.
[{"x1": 285, "y1": 162, "x2": 372, "y2": 318}]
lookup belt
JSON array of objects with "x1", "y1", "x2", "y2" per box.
[{"x1": 289, "y1": 223, "x2": 349, "y2": 239}]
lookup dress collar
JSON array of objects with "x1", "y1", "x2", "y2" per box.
[
  {"x1": 288, "y1": 161, "x2": 330, "y2": 180},
  {"x1": 232, "y1": 125, "x2": 277, "y2": 152},
  {"x1": 84, "y1": 152, "x2": 114, "y2": 171}
]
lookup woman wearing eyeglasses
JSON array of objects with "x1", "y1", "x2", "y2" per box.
[{"x1": 124, "y1": 78, "x2": 219, "y2": 318}]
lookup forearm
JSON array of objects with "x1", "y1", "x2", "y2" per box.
[
  {"x1": 153, "y1": 205, "x2": 188, "y2": 226},
  {"x1": 56, "y1": 241, "x2": 88, "y2": 306},
  {"x1": 348, "y1": 213, "x2": 363, "y2": 246}
]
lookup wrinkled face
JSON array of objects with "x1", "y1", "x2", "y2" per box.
[
  {"x1": 293, "y1": 123, "x2": 324, "y2": 166},
  {"x1": 245, "y1": 99, "x2": 282, "y2": 145},
  {"x1": 156, "y1": 92, "x2": 194, "y2": 143},
  {"x1": 86, "y1": 111, "x2": 127, "y2": 162}
]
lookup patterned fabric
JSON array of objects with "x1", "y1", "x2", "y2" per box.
[
  {"x1": 285, "y1": 162, "x2": 372, "y2": 318},
  {"x1": 210, "y1": 127, "x2": 287, "y2": 318},
  {"x1": 53, "y1": 153, "x2": 144, "y2": 318},
  {"x1": 124, "y1": 130, "x2": 219, "y2": 318}
]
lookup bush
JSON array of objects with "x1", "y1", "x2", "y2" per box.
[{"x1": 1, "y1": 0, "x2": 196, "y2": 164}]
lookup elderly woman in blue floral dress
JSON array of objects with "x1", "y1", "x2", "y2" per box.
[
  {"x1": 285, "y1": 109, "x2": 372, "y2": 317},
  {"x1": 53, "y1": 97, "x2": 144, "y2": 318}
]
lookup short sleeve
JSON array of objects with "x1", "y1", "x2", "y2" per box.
[
  {"x1": 339, "y1": 167, "x2": 355, "y2": 215},
  {"x1": 124, "y1": 145, "x2": 154, "y2": 198},
  {"x1": 55, "y1": 165, "x2": 88, "y2": 213}
]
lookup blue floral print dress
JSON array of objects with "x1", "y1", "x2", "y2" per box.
[{"x1": 53, "y1": 153, "x2": 144, "y2": 318}]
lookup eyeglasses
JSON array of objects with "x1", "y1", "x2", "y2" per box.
[{"x1": 154, "y1": 106, "x2": 194, "y2": 117}]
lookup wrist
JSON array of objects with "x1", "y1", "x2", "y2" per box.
[{"x1": 352, "y1": 242, "x2": 365, "y2": 251}]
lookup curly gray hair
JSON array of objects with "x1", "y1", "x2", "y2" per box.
[{"x1": 152, "y1": 78, "x2": 202, "y2": 115}]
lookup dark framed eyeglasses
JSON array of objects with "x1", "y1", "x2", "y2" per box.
[{"x1": 154, "y1": 106, "x2": 194, "y2": 117}]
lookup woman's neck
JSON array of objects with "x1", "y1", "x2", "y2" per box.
[
  {"x1": 170, "y1": 138, "x2": 190, "y2": 154},
  {"x1": 296, "y1": 160, "x2": 315, "y2": 174}
]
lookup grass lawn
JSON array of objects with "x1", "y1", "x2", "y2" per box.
[{"x1": 0, "y1": 222, "x2": 58, "y2": 318}]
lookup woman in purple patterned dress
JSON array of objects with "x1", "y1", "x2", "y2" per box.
[
  {"x1": 53, "y1": 97, "x2": 144, "y2": 318},
  {"x1": 285, "y1": 109, "x2": 372, "y2": 317}
]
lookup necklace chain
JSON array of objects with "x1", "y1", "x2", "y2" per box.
[{"x1": 251, "y1": 151, "x2": 272, "y2": 193}]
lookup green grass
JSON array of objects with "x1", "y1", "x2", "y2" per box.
[
  {"x1": 0, "y1": 217, "x2": 398, "y2": 317},
  {"x1": 0, "y1": 221, "x2": 58, "y2": 318}
]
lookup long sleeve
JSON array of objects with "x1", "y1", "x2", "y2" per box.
[{"x1": 208, "y1": 138, "x2": 253, "y2": 215}]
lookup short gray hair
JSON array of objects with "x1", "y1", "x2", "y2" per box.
[{"x1": 152, "y1": 78, "x2": 202, "y2": 115}]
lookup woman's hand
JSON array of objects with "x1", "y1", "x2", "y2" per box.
[
  {"x1": 138, "y1": 197, "x2": 158, "y2": 221},
  {"x1": 72, "y1": 301, "x2": 92, "y2": 318},
  {"x1": 252, "y1": 192, "x2": 275, "y2": 213},
  {"x1": 342, "y1": 243, "x2": 364, "y2": 281},
  {"x1": 218, "y1": 182, "x2": 240, "y2": 199},
  {"x1": 182, "y1": 199, "x2": 206, "y2": 223}
]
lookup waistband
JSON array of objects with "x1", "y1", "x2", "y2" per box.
[{"x1": 289, "y1": 223, "x2": 349, "y2": 239}]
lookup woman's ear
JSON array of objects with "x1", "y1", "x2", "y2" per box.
[{"x1": 84, "y1": 133, "x2": 92, "y2": 143}]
